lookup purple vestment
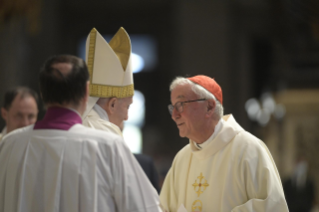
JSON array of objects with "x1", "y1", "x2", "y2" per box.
[{"x1": 34, "y1": 107, "x2": 82, "y2": 131}]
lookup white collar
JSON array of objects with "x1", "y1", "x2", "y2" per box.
[
  {"x1": 93, "y1": 104, "x2": 109, "y2": 121},
  {"x1": 1, "y1": 126, "x2": 7, "y2": 136},
  {"x1": 67, "y1": 107, "x2": 81, "y2": 117},
  {"x1": 193, "y1": 118, "x2": 224, "y2": 150},
  {"x1": 190, "y1": 115, "x2": 244, "y2": 160}
]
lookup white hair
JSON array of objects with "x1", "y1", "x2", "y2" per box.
[{"x1": 170, "y1": 77, "x2": 224, "y2": 119}]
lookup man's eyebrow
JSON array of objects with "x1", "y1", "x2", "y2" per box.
[{"x1": 176, "y1": 95, "x2": 185, "y2": 99}]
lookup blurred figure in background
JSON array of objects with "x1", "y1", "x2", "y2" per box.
[
  {"x1": 0, "y1": 54, "x2": 161, "y2": 212},
  {"x1": 82, "y1": 27, "x2": 159, "y2": 192},
  {"x1": 0, "y1": 86, "x2": 38, "y2": 140},
  {"x1": 283, "y1": 156, "x2": 316, "y2": 212},
  {"x1": 160, "y1": 75, "x2": 289, "y2": 212}
]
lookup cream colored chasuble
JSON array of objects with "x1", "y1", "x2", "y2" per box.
[
  {"x1": 82, "y1": 103, "x2": 122, "y2": 137},
  {"x1": 160, "y1": 114, "x2": 288, "y2": 212}
]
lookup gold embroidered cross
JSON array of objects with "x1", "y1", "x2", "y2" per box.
[{"x1": 192, "y1": 173, "x2": 209, "y2": 197}]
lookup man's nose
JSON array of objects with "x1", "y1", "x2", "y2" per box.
[
  {"x1": 20, "y1": 116, "x2": 30, "y2": 126},
  {"x1": 171, "y1": 108, "x2": 180, "y2": 120}
]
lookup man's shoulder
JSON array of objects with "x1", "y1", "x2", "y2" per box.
[
  {"x1": 233, "y1": 130, "x2": 264, "y2": 149},
  {"x1": 2, "y1": 125, "x2": 33, "y2": 139},
  {"x1": 223, "y1": 114, "x2": 263, "y2": 148},
  {"x1": 82, "y1": 113, "x2": 122, "y2": 136},
  {"x1": 82, "y1": 109, "x2": 99, "y2": 122},
  {"x1": 230, "y1": 129, "x2": 273, "y2": 162},
  {"x1": 70, "y1": 124, "x2": 123, "y2": 142},
  {"x1": 4, "y1": 124, "x2": 123, "y2": 146}
]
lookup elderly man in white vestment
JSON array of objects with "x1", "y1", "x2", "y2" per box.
[
  {"x1": 82, "y1": 27, "x2": 134, "y2": 135},
  {"x1": 82, "y1": 27, "x2": 160, "y2": 192},
  {"x1": 159, "y1": 75, "x2": 289, "y2": 212},
  {"x1": 0, "y1": 55, "x2": 161, "y2": 212}
]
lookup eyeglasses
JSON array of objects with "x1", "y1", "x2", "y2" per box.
[{"x1": 168, "y1": 99, "x2": 206, "y2": 115}]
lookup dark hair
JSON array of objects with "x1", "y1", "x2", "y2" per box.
[
  {"x1": 39, "y1": 55, "x2": 89, "y2": 106},
  {"x1": 3, "y1": 87, "x2": 39, "y2": 110}
]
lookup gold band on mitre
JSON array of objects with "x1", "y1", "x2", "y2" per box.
[
  {"x1": 86, "y1": 27, "x2": 134, "y2": 98},
  {"x1": 89, "y1": 84, "x2": 134, "y2": 98}
]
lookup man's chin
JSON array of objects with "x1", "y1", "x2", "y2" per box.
[
  {"x1": 119, "y1": 123, "x2": 124, "y2": 131},
  {"x1": 178, "y1": 131, "x2": 186, "y2": 138}
]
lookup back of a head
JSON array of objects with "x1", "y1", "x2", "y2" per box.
[
  {"x1": 3, "y1": 87, "x2": 39, "y2": 110},
  {"x1": 39, "y1": 55, "x2": 89, "y2": 106}
]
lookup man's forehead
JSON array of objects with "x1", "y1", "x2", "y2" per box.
[
  {"x1": 13, "y1": 93, "x2": 33, "y2": 103},
  {"x1": 171, "y1": 87, "x2": 198, "y2": 103},
  {"x1": 172, "y1": 84, "x2": 194, "y2": 97},
  {"x1": 12, "y1": 95, "x2": 37, "y2": 107}
]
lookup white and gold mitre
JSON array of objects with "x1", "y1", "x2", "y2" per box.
[{"x1": 85, "y1": 27, "x2": 134, "y2": 98}]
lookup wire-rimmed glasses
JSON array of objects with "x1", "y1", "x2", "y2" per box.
[{"x1": 168, "y1": 99, "x2": 206, "y2": 115}]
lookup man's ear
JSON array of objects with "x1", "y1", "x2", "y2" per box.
[
  {"x1": 106, "y1": 98, "x2": 118, "y2": 114},
  {"x1": 1, "y1": 107, "x2": 7, "y2": 121},
  {"x1": 206, "y1": 99, "x2": 216, "y2": 116}
]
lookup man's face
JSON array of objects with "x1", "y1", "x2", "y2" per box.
[
  {"x1": 170, "y1": 84, "x2": 207, "y2": 141},
  {"x1": 110, "y1": 97, "x2": 133, "y2": 131},
  {"x1": 1, "y1": 95, "x2": 38, "y2": 133}
]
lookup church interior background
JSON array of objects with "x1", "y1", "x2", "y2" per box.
[{"x1": 1, "y1": 0, "x2": 319, "y2": 209}]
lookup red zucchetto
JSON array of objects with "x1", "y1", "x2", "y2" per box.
[{"x1": 187, "y1": 75, "x2": 223, "y2": 104}]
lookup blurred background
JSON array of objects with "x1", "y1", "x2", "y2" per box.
[{"x1": 1, "y1": 0, "x2": 319, "y2": 210}]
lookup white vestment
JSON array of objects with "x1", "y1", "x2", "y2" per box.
[
  {"x1": 83, "y1": 105, "x2": 122, "y2": 136},
  {"x1": 0, "y1": 127, "x2": 6, "y2": 141},
  {"x1": 160, "y1": 114, "x2": 288, "y2": 212},
  {"x1": 0, "y1": 124, "x2": 161, "y2": 212},
  {"x1": 83, "y1": 104, "x2": 161, "y2": 192}
]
